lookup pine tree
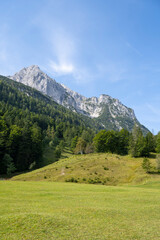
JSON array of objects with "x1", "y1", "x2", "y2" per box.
[
  {"x1": 156, "y1": 132, "x2": 160, "y2": 153},
  {"x1": 3, "y1": 154, "x2": 16, "y2": 176},
  {"x1": 129, "y1": 125, "x2": 146, "y2": 157},
  {"x1": 93, "y1": 130, "x2": 108, "y2": 152},
  {"x1": 145, "y1": 132, "x2": 155, "y2": 153},
  {"x1": 74, "y1": 137, "x2": 87, "y2": 154},
  {"x1": 117, "y1": 129, "x2": 130, "y2": 155}
]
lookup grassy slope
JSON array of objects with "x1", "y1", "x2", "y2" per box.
[
  {"x1": 12, "y1": 152, "x2": 160, "y2": 185},
  {"x1": 1, "y1": 181, "x2": 160, "y2": 240}
]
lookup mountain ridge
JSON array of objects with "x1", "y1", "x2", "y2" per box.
[{"x1": 8, "y1": 65, "x2": 148, "y2": 133}]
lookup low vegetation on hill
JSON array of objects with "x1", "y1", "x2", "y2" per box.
[
  {"x1": 1, "y1": 75, "x2": 160, "y2": 181},
  {"x1": 1, "y1": 73, "x2": 160, "y2": 240},
  {"x1": 12, "y1": 152, "x2": 160, "y2": 185}
]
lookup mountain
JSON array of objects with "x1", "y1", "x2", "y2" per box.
[
  {"x1": 0, "y1": 75, "x2": 104, "y2": 174},
  {"x1": 0, "y1": 75, "x2": 101, "y2": 132},
  {"x1": 8, "y1": 65, "x2": 148, "y2": 133}
]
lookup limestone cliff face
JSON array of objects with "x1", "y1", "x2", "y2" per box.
[
  {"x1": 8, "y1": 65, "x2": 68, "y2": 105},
  {"x1": 8, "y1": 65, "x2": 146, "y2": 132}
]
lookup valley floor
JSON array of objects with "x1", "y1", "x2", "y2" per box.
[{"x1": 0, "y1": 181, "x2": 160, "y2": 240}]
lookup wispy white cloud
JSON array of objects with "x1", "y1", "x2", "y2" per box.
[
  {"x1": 33, "y1": 13, "x2": 77, "y2": 77},
  {"x1": 47, "y1": 30, "x2": 76, "y2": 76},
  {"x1": 126, "y1": 42, "x2": 142, "y2": 57},
  {"x1": 33, "y1": 10, "x2": 130, "y2": 84},
  {"x1": 49, "y1": 60, "x2": 74, "y2": 75},
  {"x1": 44, "y1": 28, "x2": 96, "y2": 83},
  {"x1": 32, "y1": 12, "x2": 111, "y2": 83}
]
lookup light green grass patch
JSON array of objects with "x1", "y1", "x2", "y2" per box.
[{"x1": 0, "y1": 181, "x2": 160, "y2": 239}]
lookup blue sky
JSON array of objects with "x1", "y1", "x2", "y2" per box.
[{"x1": 0, "y1": 0, "x2": 160, "y2": 134}]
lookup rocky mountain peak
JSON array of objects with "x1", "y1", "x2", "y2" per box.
[
  {"x1": 8, "y1": 65, "x2": 147, "y2": 132},
  {"x1": 23, "y1": 65, "x2": 40, "y2": 71},
  {"x1": 9, "y1": 65, "x2": 41, "y2": 79},
  {"x1": 9, "y1": 65, "x2": 60, "y2": 98}
]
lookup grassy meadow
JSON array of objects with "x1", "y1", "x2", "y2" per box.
[
  {"x1": 2, "y1": 152, "x2": 160, "y2": 239},
  {"x1": 1, "y1": 180, "x2": 160, "y2": 240},
  {"x1": 12, "y1": 152, "x2": 160, "y2": 185}
]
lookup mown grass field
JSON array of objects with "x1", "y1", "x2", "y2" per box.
[
  {"x1": 1, "y1": 180, "x2": 160, "y2": 240},
  {"x1": 12, "y1": 152, "x2": 160, "y2": 185}
]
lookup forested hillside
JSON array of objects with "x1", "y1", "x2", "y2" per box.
[
  {"x1": 0, "y1": 75, "x2": 160, "y2": 177},
  {"x1": 0, "y1": 76, "x2": 101, "y2": 175}
]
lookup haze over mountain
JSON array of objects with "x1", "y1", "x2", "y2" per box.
[{"x1": 8, "y1": 65, "x2": 148, "y2": 133}]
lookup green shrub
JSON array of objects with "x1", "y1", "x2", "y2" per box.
[
  {"x1": 65, "y1": 177, "x2": 78, "y2": 183},
  {"x1": 156, "y1": 154, "x2": 160, "y2": 172},
  {"x1": 142, "y1": 158, "x2": 151, "y2": 173},
  {"x1": 104, "y1": 167, "x2": 109, "y2": 170}
]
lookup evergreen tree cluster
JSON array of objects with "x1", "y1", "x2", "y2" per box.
[
  {"x1": 0, "y1": 121, "x2": 42, "y2": 174},
  {"x1": 1, "y1": 75, "x2": 160, "y2": 176},
  {"x1": 0, "y1": 76, "x2": 97, "y2": 175},
  {"x1": 93, "y1": 126, "x2": 157, "y2": 157},
  {"x1": 93, "y1": 129, "x2": 130, "y2": 155}
]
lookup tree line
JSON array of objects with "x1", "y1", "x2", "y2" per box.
[
  {"x1": 0, "y1": 77, "x2": 96, "y2": 175},
  {"x1": 1, "y1": 76, "x2": 160, "y2": 176},
  {"x1": 72, "y1": 125, "x2": 160, "y2": 158},
  {"x1": 92, "y1": 126, "x2": 158, "y2": 157}
]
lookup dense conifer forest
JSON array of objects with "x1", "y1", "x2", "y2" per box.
[
  {"x1": 0, "y1": 75, "x2": 160, "y2": 176},
  {"x1": 0, "y1": 76, "x2": 100, "y2": 174}
]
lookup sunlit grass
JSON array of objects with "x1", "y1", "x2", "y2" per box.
[
  {"x1": 12, "y1": 153, "x2": 160, "y2": 185},
  {"x1": 1, "y1": 181, "x2": 160, "y2": 239}
]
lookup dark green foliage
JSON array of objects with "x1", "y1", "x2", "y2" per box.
[
  {"x1": 104, "y1": 167, "x2": 109, "y2": 170},
  {"x1": 65, "y1": 177, "x2": 78, "y2": 183},
  {"x1": 3, "y1": 154, "x2": 16, "y2": 176},
  {"x1": 71, "y1": 136, "x2": 78, "y2": 151},
  {"x1": 58, "y1": 140, "x2": 65, "y2": 151},
  {"x1": 0, "y1": 75, "x2": 158, "y2": 175},
  {"x1": 0, "y1": 120, "x2": 8, "y2": 173},
  {"x1": 117, "y1": 129, "x2": 130, "y2": 155},
  {"x1": 93, "y1": 130, "x2": 109, "y2": 153},
  {"x1": 0, "y1": 76, "x2": 101, "y2": 174},
  {"x1": 88, "y1": 178, "x2": 102, "y2": 184},
  {"x1": 81, "y1": 129, "x2": 94, "y2": 143},
  {"x1": 156, "y1": 132, "x2": 160, "y2": 153},
  {"x1": 55, "y1": 146, "x2": 62, "y2": 159},
  {"x1": 129, "y1": 125, "x2": 155, "y2": 157},
  {"x1": 93, "y1": 127, "x2": 155, "y2": 157},
  {"x1": 93, "y1": 129, "x2": 130, "y2": 155},
  {"x1": 145, "y1": 132, "x2": 155, "y2": 153}
]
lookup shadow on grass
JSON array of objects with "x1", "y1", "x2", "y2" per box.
[
  {"x1": 1, "y1": 170, "x2": 30, "y2": 180},
  {"x1": 148, "y1": 171, "x2": 160, "y2": 175},
  {"x1": 60, "y1": 155, "x2": 69, "y2": 159},
  {"x1": 149, "y1": 153, "x2": 156, "y2": 159}
]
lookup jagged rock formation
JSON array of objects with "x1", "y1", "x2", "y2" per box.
[{"x1": 8, "y1": 65, "x2": 148, "y2": 132}]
